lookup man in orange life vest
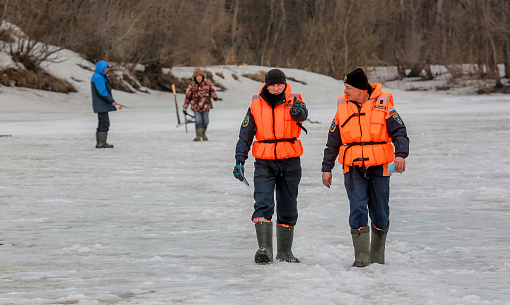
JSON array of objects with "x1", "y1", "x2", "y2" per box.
[
  {"x1": 321, "y1": 68, "x2": 409, "y2": 267},
  {"x1": 234, "y1": 69, "x2": 308, "y2": 264}
]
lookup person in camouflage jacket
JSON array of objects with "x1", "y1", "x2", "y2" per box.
[{"x1": 183, "y1": 68, "x2": 219, "y2": 141}]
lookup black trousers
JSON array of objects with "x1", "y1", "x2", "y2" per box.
[
  {"x1": 97, "y1": 112, "x2": 110, "y2": 132},
  {"x1": 252, "y1": 157, "x2": 302, "y2": 227}
]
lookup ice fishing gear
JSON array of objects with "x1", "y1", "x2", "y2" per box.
[
  {"x1": 239, "y1": 167, "x2": 250, "y2": 186},
  {"x1": 116, "y1": 103, "x2": 129, "y2": 110},
  {"x1": 233, "y1": 164, "x2": 249, "y2": 186},
  {"x1": 0, "y1": 134, "x2": 12, "y2": 137},
  {"x1": 176, "y1": 110, "x2": 195, "y2": 133},
  {"x1": 172, "y1": 84, "x2": 181, "y2": 125},
  {"x1": 176, "y1": 113, "x2": 195, "y2": 129}
]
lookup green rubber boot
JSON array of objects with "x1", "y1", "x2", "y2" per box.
[
  {"x1": 370, "y1": 223, "x2": 389, "y2": 264},
  {"x1": 95, "y1": 132, "x2": 100, "y2": 148},
  {"x1": 254, "y1": 222, "x2": 273, "y2": 264},
  {"x1": 202, "y1": 126, "x2": 208, "y2": 141},
  {"x1": 276, "y1": 224, "x2": 300, "y2": 263},
  {"x1": 194, "y1": 125, "x2": 203, "y2": 141},
  {"x1": 351, "y1": 227, "x2": 370, "y2": 267},
  {"x1": 97, "y1": 132, "x2": 113, "y2": 148}
]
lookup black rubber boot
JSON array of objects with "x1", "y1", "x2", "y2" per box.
[
  {"x1": 351, "y1": 226, "x2": 370, "y2": 267},
  {"x1": 97, "y1": 132, "x2": 113, "y2": 148},
  {"x1": 254, "y1": 222, "x2": 273, "y2": 264},
  {"x1": 95, "y1": 132, "x2": 100, "y2": 148},
  {"x1": 202, "y1": 126, "x2": 208, "y2": 141},
  {"x1": 194, "y1": 125, "x2": 203, "y2": 141},
  {"x1": 370, "y1": 223, "x2": 389, "y2": 264},
  {"x1": 276, "y1": 224, "x2": 300, "y2": 263}
]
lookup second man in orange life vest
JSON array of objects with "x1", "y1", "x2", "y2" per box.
[
  {"x1": 234, "y1": 69, "x2": 308, "y2": 264},
  {"x1": 321, "y1": 68, "x2": 409, "y2": 267}
]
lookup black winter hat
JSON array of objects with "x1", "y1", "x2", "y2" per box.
[
  {"x1": 265, "y1": 69, "x2": 286, "y2": 86},
  {"x1": 344, "y1": 68, "x2": 373, "y2": 94}
]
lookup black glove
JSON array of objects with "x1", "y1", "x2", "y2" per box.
[
  {"x1": 213, "y1": 97, "x2": 223, "y2": 101},
  {"x1": 183, "y1": 109, "x2": 188, "y2": 116},
  {"x1": 290, "y1": 99, "x2": 303, "y2": 116}
]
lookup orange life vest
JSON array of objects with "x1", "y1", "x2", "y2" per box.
[
  {"x1": 335, "y1": 83, "x2": 395, "y2": 173},
  {"x1": 250, "y1": 84, "x2": 303, "y2": 160}
]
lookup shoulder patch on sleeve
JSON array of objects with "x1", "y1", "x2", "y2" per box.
[
  {"x1": 389, "y1": 109, "x2": 403, "y2": 124},
  {"x1": 329, "y1": 119, "x2": 337, "y2": 132},
  {"x1": 242, "y1": 115, "x2": 250, "y2": 127}
]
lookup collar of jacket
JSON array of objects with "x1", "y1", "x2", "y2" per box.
[{"x1": 258, "y1": 83, "x2": 293, "y2": 108}]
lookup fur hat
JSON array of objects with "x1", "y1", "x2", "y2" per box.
[
  {"x1": 265, "y1": 69, "x2": 286, "y2": 86},
  {"x1": 192, "y1": 68, "x2": 206, "y2": 80}
]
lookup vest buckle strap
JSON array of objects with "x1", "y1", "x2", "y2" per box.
[
  {"x1": 353, "y1": 157, "x2": 369, "y2": 162},
  {"x1": 341, "y1": 141, "x2": 388, "y2": 169},
  {"x1": 257, "y1": 137, "x2": 297, "y2": 144}
]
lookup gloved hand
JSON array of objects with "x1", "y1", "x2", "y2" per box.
[
  {"x1": 213, "y1": 97, "x2": 218, "y2": 101},
  {"x1": 183, "y1": 109, "x2": 188, "y2": 116},
  {"x1": 233, "y1": 163, "x2": 245, "y2": 181},
  {"x1": 290, "y1": 99, "x2": 303, "y2": 115}
]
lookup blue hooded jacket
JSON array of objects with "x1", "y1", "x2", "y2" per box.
[{"x1": 91, "y1": 60, "x2": 116, "y2": 113}]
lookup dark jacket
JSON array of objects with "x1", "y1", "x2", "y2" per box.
[{"x1": 91, "y1": 60, "x2": 116, "y2": 113}]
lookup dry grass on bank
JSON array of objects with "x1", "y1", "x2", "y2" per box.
[{"x1": 0, "y1": 67, "x2": 76, "y2": 93}]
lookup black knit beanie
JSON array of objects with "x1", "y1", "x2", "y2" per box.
[
  {"x1": 265, "y1": 69, "x2": 286, "y2": 86},
  {"x1": 344, "y1": 68, "x2": 372, "y2": 94}
]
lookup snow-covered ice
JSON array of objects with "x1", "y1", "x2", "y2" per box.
[{"x1": 1, "y1": 62, "x2": 509, "y2": 304}]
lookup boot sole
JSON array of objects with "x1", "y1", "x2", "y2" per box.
[{"x1": 255, "y1": 248, "x2": 272, "y2": 264}]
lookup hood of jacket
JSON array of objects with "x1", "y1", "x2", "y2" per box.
[{"x1": 95, "y1": 60, "x2": 109, "y2": 76}]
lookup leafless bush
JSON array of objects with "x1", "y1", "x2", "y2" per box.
[{"x1": 0, "y1": 28, "x2": 13, "y2": 42}]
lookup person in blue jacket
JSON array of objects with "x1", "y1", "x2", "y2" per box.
[{"x1": 91, "y1": 60, "x2": 118, "y2": 148}]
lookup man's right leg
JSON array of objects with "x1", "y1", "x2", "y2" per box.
[
  {"x1": 344, "y1": 168, "x2": 370, "y2": 267},
  {"x1": 193, "y1": 111, "x2": 203, "y2": 141},
  {"x1": 252, "y1": 160, "x2": 276, "y2": 264}
]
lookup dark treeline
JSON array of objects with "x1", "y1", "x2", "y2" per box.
[{"x1": 1, "y1": 0, "x2": 510, "y2": 86}]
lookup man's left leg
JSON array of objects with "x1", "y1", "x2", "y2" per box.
[
  {"x1": 368, "y1": 175, "x2": 390, "y2": 264},
  {"x1": 275, "y1": 158, "x2": 301, "y2": 263},
  {"x1": 193, "y1": 111, "x2": 203, "y2": 141},
  {"x1": 201, "y1": 110, "x2": 209, "y2": 141}
]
